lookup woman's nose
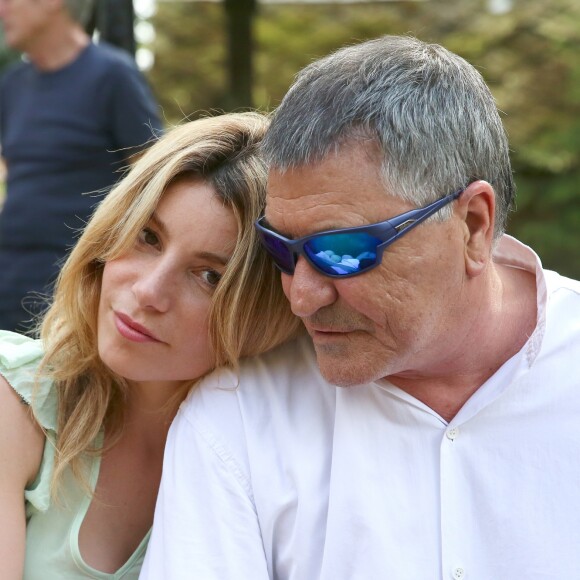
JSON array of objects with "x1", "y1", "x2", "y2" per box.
[{"x1": 131, "y1": 264, "x2": 174, "y2": 312}]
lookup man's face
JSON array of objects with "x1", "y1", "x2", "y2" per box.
[
  {"x1": 0, "y1": 0, "x2": 51, "y2": 52},
  {"x1": 265, "y1": 142, "x2": 469, "y2": 387}
]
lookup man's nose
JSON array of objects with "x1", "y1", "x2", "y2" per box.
[{"x1": 282, "y1": 256, "x2": 338, "y2": 319}]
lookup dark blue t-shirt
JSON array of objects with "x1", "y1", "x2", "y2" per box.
[{"x1": 0, "y1": 42, "x2": 163, "y2": 331}]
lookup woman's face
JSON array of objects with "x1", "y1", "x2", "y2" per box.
[{"x1": 97, "y1": 178, "x2": 238, "y2": 386}]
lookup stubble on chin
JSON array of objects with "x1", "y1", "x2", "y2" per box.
[
  {"x1": 302, "y1": 307, "x2": 384, "y2": 386},
  {"x1": 311, "y1": 331, "x2": 385, "y2": 387},
  {"x1": 315, "y1": 350, "x2": 376, "y2": 387}
]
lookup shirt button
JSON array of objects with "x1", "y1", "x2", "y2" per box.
[
  {"x1": 446, "y1": 427, "x2": 460, "y2": 441},
  {"x1": 452, "y1": 567, "x2": 465, "y2": 579}
]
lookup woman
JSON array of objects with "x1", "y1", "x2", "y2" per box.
[{"x1": 0, "y1": 112, "x2": 301, "y2": 579}]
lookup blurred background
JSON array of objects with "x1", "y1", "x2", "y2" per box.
[{"x1": 1, "y1": 0, "x2": 579, "y2": 277}]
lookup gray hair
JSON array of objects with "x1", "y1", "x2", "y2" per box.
[
  {"x1": 262, "y1": 35, "x2": 515, "y2": 237},
  {"x1": 64, "y1": 0, "x2": 95, "y2": 26}
]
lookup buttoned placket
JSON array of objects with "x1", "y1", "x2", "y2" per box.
[{"x1": 440, "y1": 419, "x2": 468, "y2": 580}]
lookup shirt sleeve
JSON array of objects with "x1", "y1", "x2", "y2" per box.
[{"x1": 141, "y1": 405, "x2": 270, "y2": 580}]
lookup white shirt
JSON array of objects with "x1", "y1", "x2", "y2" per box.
[{"x1": 141, "y1": 236, "x2": 580, "y2": 580}]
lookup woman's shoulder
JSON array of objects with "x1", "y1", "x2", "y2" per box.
[
  {"x1": 0, "y1": 332, "x2": 47, "y2": 507},
  {"x1": 0, "y1": 330, "x2": 57, "y2": 432}
]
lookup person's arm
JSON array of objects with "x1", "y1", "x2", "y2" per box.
[
  {"x1": 141, "y1": 408, "x2": 270, "y2": 580},
  {"x1": 0, "y1": 376, "x2": 44, "y2": 579}
]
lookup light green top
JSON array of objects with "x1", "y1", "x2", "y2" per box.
[{"x1": 0, "y1": 330, "x2": 150, "y2": 579}]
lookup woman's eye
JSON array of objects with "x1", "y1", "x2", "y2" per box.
[
  {"x1": 200, "y1": 269, "x2": 223, "y2": 288},
  {"x1": 138, "y1": 228, "x2": 160, "y2": 247}
]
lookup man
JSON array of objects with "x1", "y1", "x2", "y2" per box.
[
  {"x1": 0, "y1": 0, "x2": 162, "y2": 332},
  {"x1": 142, "y1": 36, "x2": 580, "y2": 579}
]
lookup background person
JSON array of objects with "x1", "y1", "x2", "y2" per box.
[
  {"x1": 0, "y1": 112, "x2": 299, "y2": 579},
  {"x1": 0, "y1": 0, "x2": 162, "y2": 332},
  {"x1": 142, "y1": 36, "x2": 580, "y2": 579}
]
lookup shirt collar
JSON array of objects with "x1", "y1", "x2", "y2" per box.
[
  {"x1": 374, "y1": 234, "x2": 548, "y2": 425},
  {"x1": 493, "y1": 234, "x2": 546, "y2": 367}
]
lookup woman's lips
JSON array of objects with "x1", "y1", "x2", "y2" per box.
[{"x1": 114, "y1": 312, "x2": 161, "y2": 343}]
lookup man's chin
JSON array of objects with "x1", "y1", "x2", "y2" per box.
[{"x1": 315, "y1": 353, "x2": 378, "y2": 388}]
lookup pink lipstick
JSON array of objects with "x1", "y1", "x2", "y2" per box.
[{"x1": 114, "y1": 312, "x2": 161, "y2": 343}]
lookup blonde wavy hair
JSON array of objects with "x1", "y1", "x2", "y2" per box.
[{"x1": 38, "y1": 112, "x2": 301, "y2": 493}]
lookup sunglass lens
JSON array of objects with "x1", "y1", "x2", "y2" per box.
[
  {"x1": 260, "y1": 232, "x2": 295, "y2": 274},
  {"x1": 305, "y1": 233, "x2": 379, "y2": 276}
]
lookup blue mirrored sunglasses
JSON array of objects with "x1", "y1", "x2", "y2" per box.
[{"x1": 255, "y1": 187, "x2": 464, "y2": 278}]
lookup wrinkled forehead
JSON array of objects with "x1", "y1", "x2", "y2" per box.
[{"x1": 265, "y1": 144, "x2": 394, "y2": 239}]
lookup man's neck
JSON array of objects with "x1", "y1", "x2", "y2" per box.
[
  {"x1": 26, "y1": 23, "x2": 90, "y2": 72},
  {"x1": 388, "y1": 262, "x2": 538, "y2": 422}
]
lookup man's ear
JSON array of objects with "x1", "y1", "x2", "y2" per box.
[{"x1": 456, "y1": 181, "x2": 495, "y2": 278}]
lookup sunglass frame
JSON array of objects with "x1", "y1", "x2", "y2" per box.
[{"x1": 255, "y1": 187, "x2": 464, "y2": 279}]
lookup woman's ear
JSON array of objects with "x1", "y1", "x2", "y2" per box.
[{"x1": 456, "y1": 181, "x2": 495, "y2": 278}]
